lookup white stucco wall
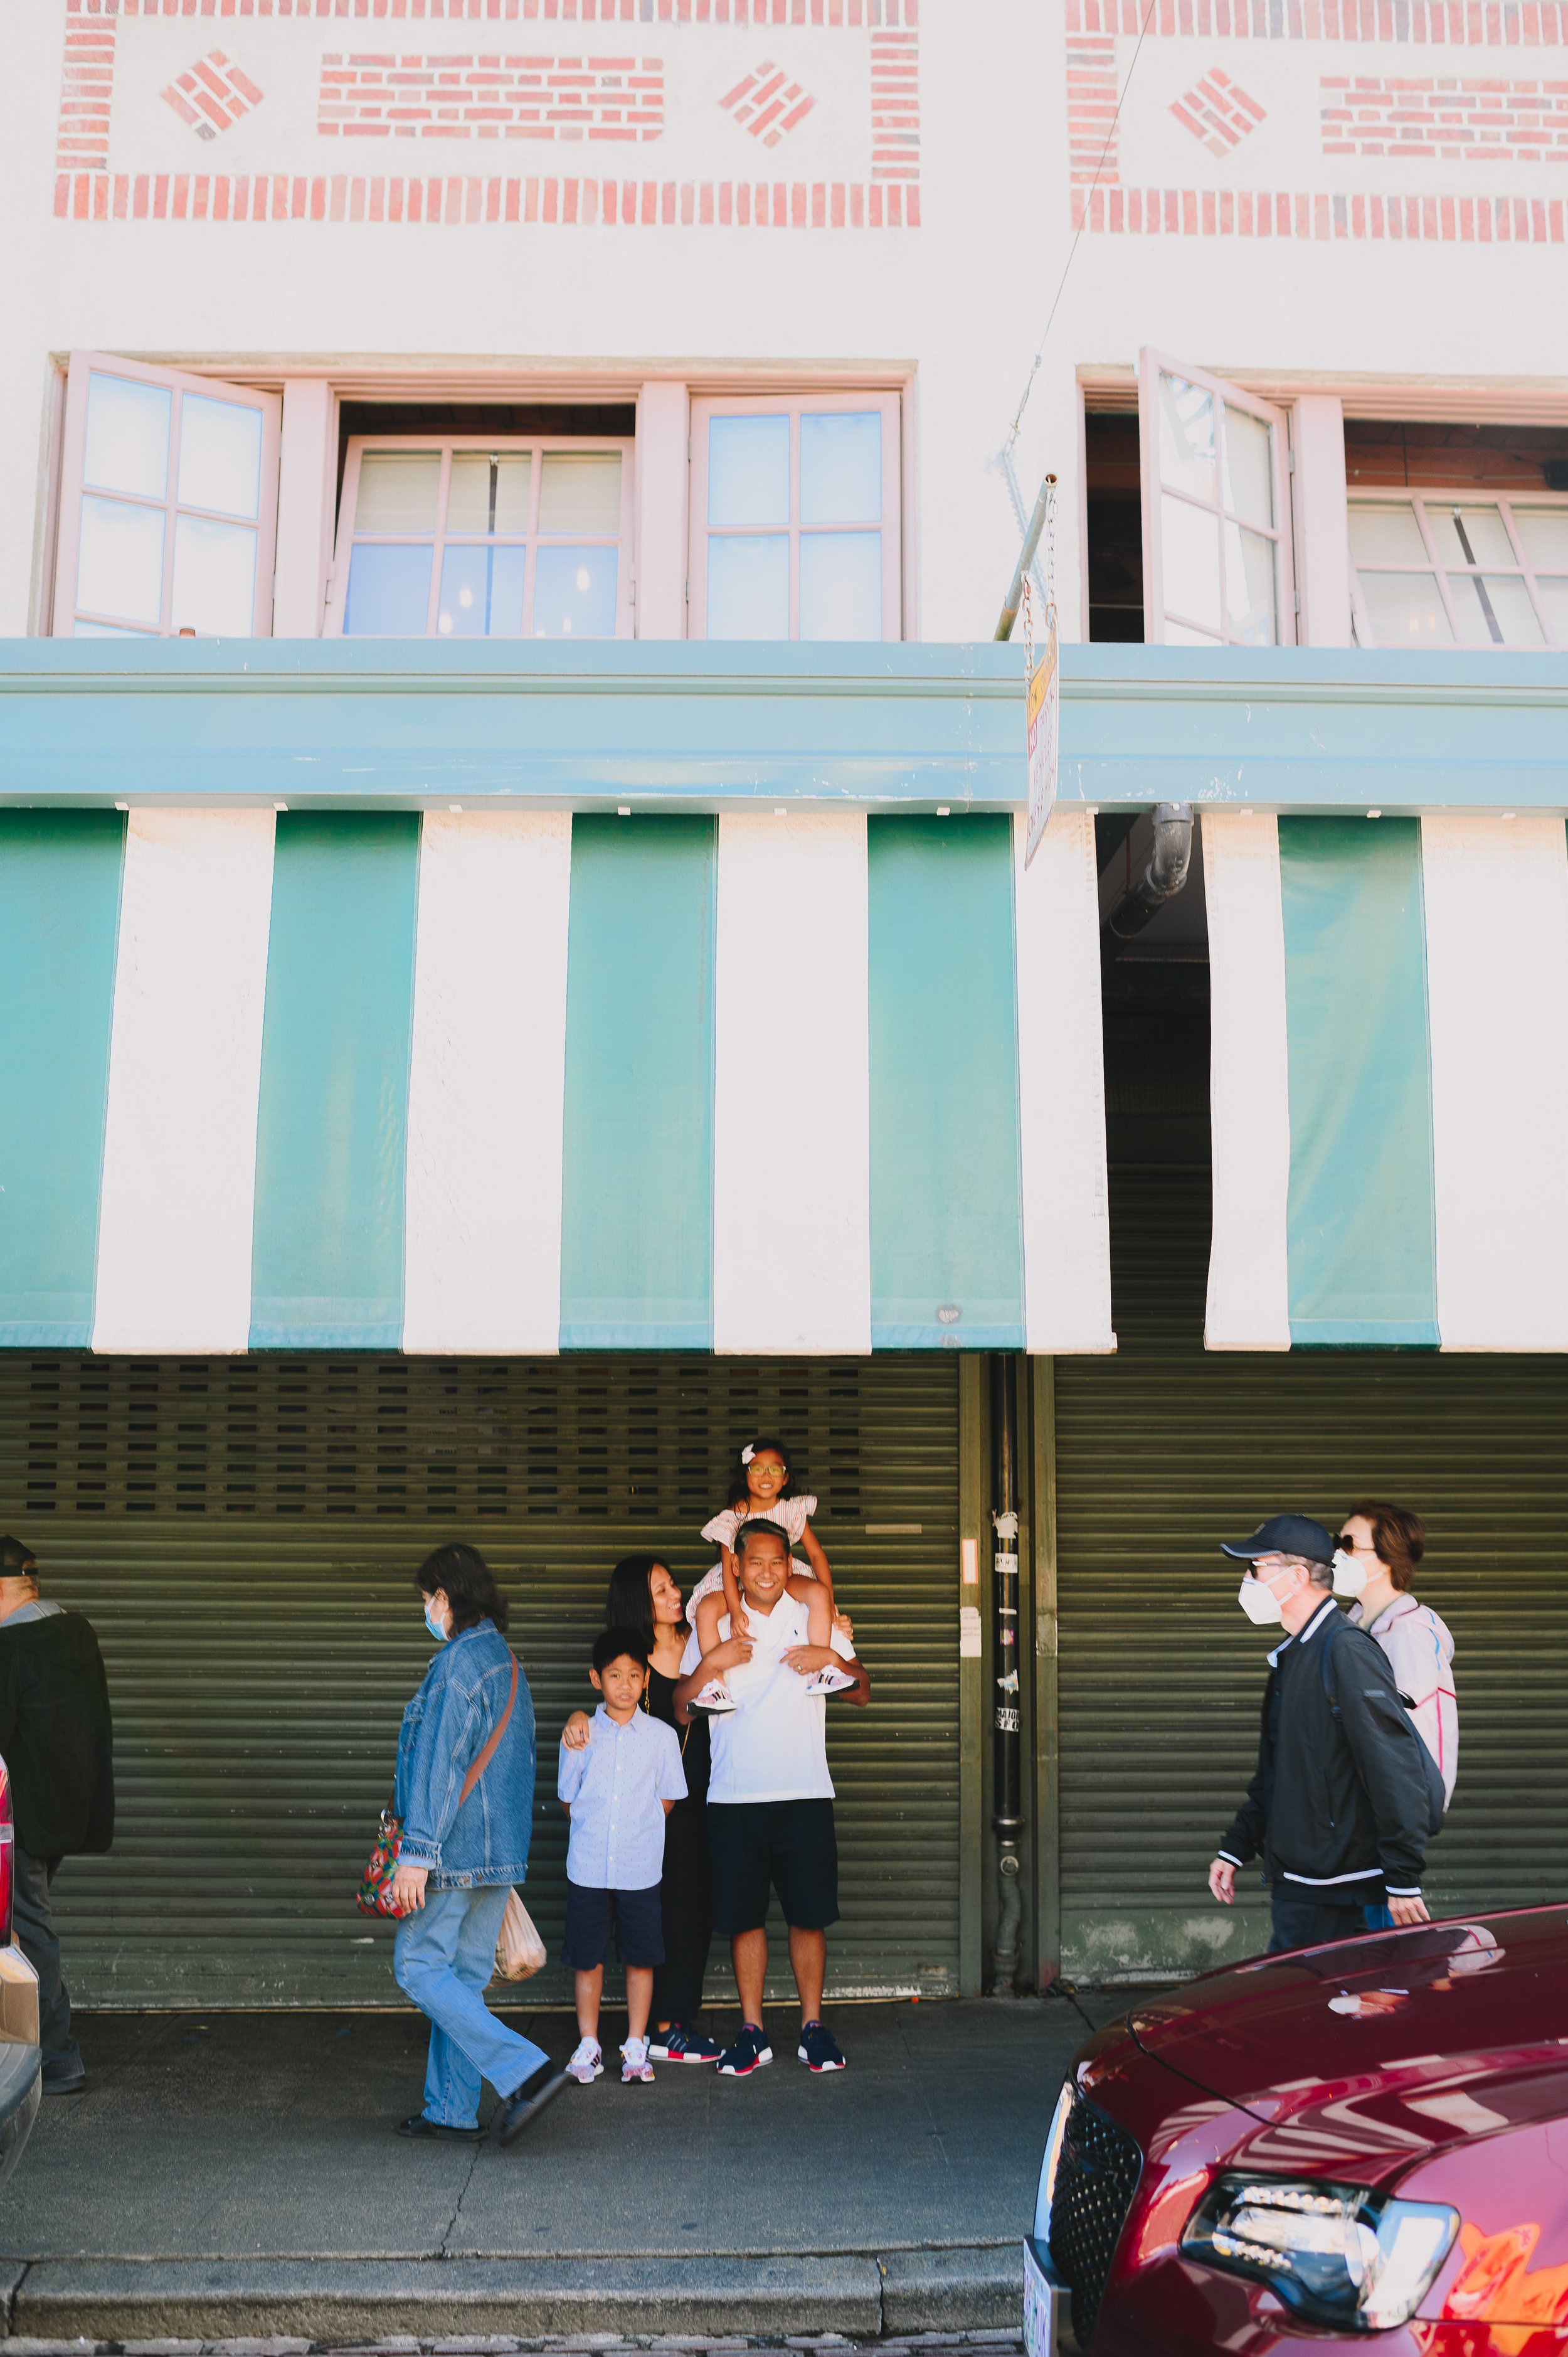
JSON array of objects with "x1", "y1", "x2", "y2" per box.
[{"x1": 4, "y1": 0, "x2": 1564, "y2": 647}]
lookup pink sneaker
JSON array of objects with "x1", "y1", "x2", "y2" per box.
[
  {"x1": 806, "y1": 1664, "x2": 857, "y2": 1696},
  {"x1": 687, "y1": 1679, "x2": 736, "y2": 1715},
  {"x1": 621, "y1": 2036, "x2": 654, "y2": 2083}
]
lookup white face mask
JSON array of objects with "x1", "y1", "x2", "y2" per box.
[
  {"x1": 1332, "y1": 1550, "x2": 1369, "y2": 1599},
  {"x1": 1237, "y1": 1575, "x2": 1285, "y2": 1627}
]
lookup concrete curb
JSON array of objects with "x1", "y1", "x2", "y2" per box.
[{"x1": 6, "y1": 2249, "x2": 1021, "y2": 2342}]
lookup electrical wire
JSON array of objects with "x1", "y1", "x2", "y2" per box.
[{"x1": 1003, "y1": 0, "x2": 1162, "y2": 457}]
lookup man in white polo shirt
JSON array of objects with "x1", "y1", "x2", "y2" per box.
[{"x1": 677, "y1": 1519, "x2": 870, "y2": 2077}]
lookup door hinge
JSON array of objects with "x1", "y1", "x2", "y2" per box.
[{"x1": 1293, "y1": 591, "x2": 1301, "y2": 614}]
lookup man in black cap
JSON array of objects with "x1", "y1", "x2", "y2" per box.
[
  {"x1": 0, "y1": 1537, "x2": 114, "y2": 2094},
  {"x1": 1209, "y1": 1514, "x2": 1433, "y2": 1954}
]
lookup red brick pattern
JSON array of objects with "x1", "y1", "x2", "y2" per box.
[
  {"x1": 1074, "y1": 181, "x2": 1567, "y2": 231},
  {"x1": 1321, "y1": 69, "x2": 1568, "y2": 152},
  {"x1": 58, "y1": 14, "x2": 115, "y2": 170},
  {"x1": 56, "y1": 0, "x2": 918, "y2": 220},
  {"x1": 319, "y1": 51, "x2": 663, "y2": 140},
  {"x1": 1172, "y1": 65, "x2": 1266, "y2": 148},
  {"x1": 162, "y1": 48, "x2": 264, "y2": 138},
  {"x1": 718, "y1": 60, "x2": 815, "y2": 143},
  {"x1": 1069, "y1": 0, "x2": 1568, "y2": 40},
  {"x1": 1067, "y1": 32, "x2": 1120, "y2": 179}
]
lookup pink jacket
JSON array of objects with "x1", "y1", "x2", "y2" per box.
[{"x1": 1351, "y1": 1594, "x2": 1458, "y2": 1807}]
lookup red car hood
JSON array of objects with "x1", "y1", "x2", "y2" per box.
[{"x1": 1125, "y1": 1906, "x2": 1568, "y2": 2179}]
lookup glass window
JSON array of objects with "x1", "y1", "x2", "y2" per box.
[
  {"x1": 693, "y1": 396, "x2": 900, "y2": 641},
  {"x1": 334, "y1": 441, "x2": 630, "y2": 639},
  {"x1": 1348, "y1": 493, "x2": 1568, "y2": 651},
  {"x1": 55, "y1": 358, "x2": 278, "y2": 638},
  {"x1": 1138, "y1": 353, "x2": 1291, "y2": 647}
]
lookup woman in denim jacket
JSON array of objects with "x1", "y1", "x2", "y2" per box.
[{"x1": 389, "y1": 1543, "x2": 568, "y2": 2146}]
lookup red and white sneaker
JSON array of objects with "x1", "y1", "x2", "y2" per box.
[
  {"x1": 687, "y1": 1679, "x2": 737, "y2": 1715},
  {"x1": 805, "y1": 1664, "x2": 857, "y2": 1696}
]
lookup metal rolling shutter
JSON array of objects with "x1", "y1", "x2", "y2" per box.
[
  {"x1": 1052, "y1": 1167, "x2": 1568, "y2": 1983},
  {"x1": 0, "y1": 1354, "x2": 958, "y2": 2008}
]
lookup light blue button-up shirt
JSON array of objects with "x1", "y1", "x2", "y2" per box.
[{"x1": 557, "y1": 1706, "x2": 687, "y2": 1891}]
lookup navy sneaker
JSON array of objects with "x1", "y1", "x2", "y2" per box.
[
  {"x1": 797, "y1": 2019, "x2": 846, "y2": 2072},
  {"x1": 717, "y1": 2023, "x2": 773, "y2": 2076},
  {"x1": 648, "y1": 2024, "x2": 724, "y2": 2064}
]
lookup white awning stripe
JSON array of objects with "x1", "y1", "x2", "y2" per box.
[
  {"x1": 712, "y1": 811, "x2": 872, "y2": 1356},
  {"x1": 92, "y1": 809, "x2": 275, "y2": 1356},
  {"x1": 1202, "y1": 811, "x2": 1291, "y2": 1351},
  {"x1": 402, "y1": 810, "x2": 572, "y2": 1356},
  {"x1": 1015, "y1": 808, "x2": 1115, "y2": 1355}
]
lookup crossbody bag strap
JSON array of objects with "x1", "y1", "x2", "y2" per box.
[{"x1": 458, "y1": 1652, "x2": 519, "y2": 1808}]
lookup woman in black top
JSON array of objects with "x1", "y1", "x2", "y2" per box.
[{"x1": 564, "y1": 1555, "x2": 719, "y2": 2064}]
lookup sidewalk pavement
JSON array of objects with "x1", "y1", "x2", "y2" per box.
[{"x1": 0, "y1": 1995, "x2": 1128, "y2": 2344}]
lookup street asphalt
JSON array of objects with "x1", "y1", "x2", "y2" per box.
[{"x1": 0, "y1": 1994, "x2": 1130, "y2": 2342}]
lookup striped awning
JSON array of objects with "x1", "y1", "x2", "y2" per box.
[
  {"x1": 0, "y1": 806, "x2": 1115, "y2": 1358},
  {"x1": 1205, "y1": 809, "x2": 1568, "y2": 1350}
]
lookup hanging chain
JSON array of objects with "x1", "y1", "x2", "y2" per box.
[
  {"x1": 1022, "y1": 573, "x2": 1034, "y2": 679},
  {"x1": 1045, "y1": 481, "x2": 1057, "y2": 629}
]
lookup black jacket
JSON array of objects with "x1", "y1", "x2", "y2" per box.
[
  {"x1": 0, "y1": 1610, "x2": 114, "y2": 1860},
  {"x1": 1219, "y1": 1599, "x2": 1429, "y2": 1897}
]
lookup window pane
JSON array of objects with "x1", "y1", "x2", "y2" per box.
[
  {"x1": 171, "y1": 514, "x2": 257, "y2": 635},
  {"x1": 446, "y1": 454, "x2": 532, "y2": 536},
  {"x1": 342, "y1": 541, "x2": 433, "y2": 634},
  {"x1": 1511, "y1": 508, "x2": 1568, "y2": 572},
  {"x1": 1448, "y1": 571, "x2": 1544, "y2": 649},
  {"x1": 800, "y1": 531, "x2": 882, "y2": 639},
  {"x1": 1165, "y1": 620, "x2": 1221, "y2": 646},
  {"x1": 707, "y1": 533, "x2": 789, "y2": 638},
  {"x1": 1221, "y1": 406, "x2": 1273, "y2": 529},
  {"x1": 1534, "y1": 576, "x2": 1568, "y2": 644},
  {"x1": 1160, "y1": 494, "x2": 1222, "y2": 634},
  {"x1": 539, "y1": 453, "x2": 622, "y2": 535},
  {"x1": 1348, "y1": 503, "x2": 1429, "y2": 565},
  {"x1": 1356, "y1": 570, "x2": 1454, "y2": 647},
  {"x1": 73, "y1": 619, "x2": 153, "y2": 637},
  {"x1": 77, "y1": 494, "x2": 166, "y2": 625},
  {"x1": 1431, "y1": 503, "x2": 1515, "y2": 570},
  {"x1": 1224, "y1": 522, "x2": 1277, "y2": 644},
  {"x1": 177, "y1": 395, "x2": 263, "y2": 521},
  {"x1": 533, "y1": 545, "x2": 618, "y2": 637},
  {"x1": 353, "y1": 452, "x2": 441, "y2": 534},
  {"x1": 800, "y1": 413, "x2": 881, "y2": 525},
  {"x1": 85, "y1": 372, "x2": 171, "y2": 501},
  {"x1": 437, "y1": 543, "x2": 527, "y2": 637},
  {"x1": 1157, "y1": 374, "x2": 1216, "y2": 504},
  {"x1": 708, "y1": 416, "x2": 790, "y2": 528}
]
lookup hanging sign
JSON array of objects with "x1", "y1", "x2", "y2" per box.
[{"x1": 1023, "y1": 585, "x2": 1059, "y2": 870}]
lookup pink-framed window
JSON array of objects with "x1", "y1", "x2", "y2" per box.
[
  {"x1": 1349, "y1": 492, "x2": 1568, "y2": 651},
  {"x1": 327, "y1": 437, "x2": 634, "y2": 639},
  {"x1": 688, "y1": 393, "x2": 903, "y2": 642},
  {"x1": 1136, "y1": 348, "x2": 1296, "y2": 650},
  {"x1": 51, "y1": 354, "x2": 281, "y2": 639}
]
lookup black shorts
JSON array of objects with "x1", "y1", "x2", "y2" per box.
[
  {"x1": 707, "y1": 1798, "x2": 839, "y2": 1935},
  {"x1": 561, "y1": 1880, "x2": 665, "y2": 1971}
]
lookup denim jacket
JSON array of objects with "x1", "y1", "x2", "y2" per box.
[{"x1": 393, "y1": 1620, "x2": 536, "y2": 1889}]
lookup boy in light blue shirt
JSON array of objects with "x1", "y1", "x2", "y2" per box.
[{"x1": 557, "y1": 1625, "x2": 687, "y2": 2085}]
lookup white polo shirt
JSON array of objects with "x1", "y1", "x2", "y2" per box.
[{"x1": 679, "y1": 1593, "x2": 854, "y2": 1806}]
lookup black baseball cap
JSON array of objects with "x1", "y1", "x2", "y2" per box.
[{"x1": 1220, "y1": 1514, "x2": 1335, "y2": 1566}]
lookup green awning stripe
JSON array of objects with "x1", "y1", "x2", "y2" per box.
[
  {"x1": 867, "y1": 816, "x2": 1025, "y2": 1349},
  {"x1": 558, "y1": 816, "x2": 717, "y2": 1350},
  {"x1": 249, "y1": 814, "x2": 420, "y2": 1349},
  {"x1": 1279, "y1": 816, "x2": 1439, "y2": 1348},
  {"x1": 0, "y1": 812, "x2": 125, "y2": 1346}
]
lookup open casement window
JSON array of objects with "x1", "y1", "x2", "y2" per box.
[
  {"x1": 326, "y1": 438, "x2": 635, "y2": 639},
  {"x1": 1138, "y1": 349, "x2": 1295, "y2": 648},
  {"x1": 1348, "y1": 493, "x2": 1568, "y2": 651},
  {"x1": 53, "y1": 354, "x2": 280, "y2": 639},
  {"x1": 689, "y1": 393, "x2": 903, "y2": 641}
]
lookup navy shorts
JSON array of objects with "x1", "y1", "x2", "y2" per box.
[
  {"x1": 561, "y1": 1880, "x2": 665, "y2": 1971},
  {"x1": 707, "y1": 1798, "x2": 839, "y2": 1935}
]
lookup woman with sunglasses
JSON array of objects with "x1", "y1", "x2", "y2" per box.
[{"x1": 1333, "y1": 1503, "x2": 1457, "y2": 1926}]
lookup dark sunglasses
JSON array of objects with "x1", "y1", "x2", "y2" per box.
[{"x1": 1333, "y1": 1534, "x2": 1373, "y2": 1553}]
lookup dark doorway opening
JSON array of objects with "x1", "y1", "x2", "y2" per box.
[{"x1": 1085, "y1": 410, "x2": 1143, "y2": 642}]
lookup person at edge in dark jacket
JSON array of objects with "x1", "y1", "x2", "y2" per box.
[
  {"x1": 1206, "y1": 1513, "x2": 1434, "y2": 1955},
  {"x1": 0, "y1": 1535, "x2": 114, "y2": 2095}
]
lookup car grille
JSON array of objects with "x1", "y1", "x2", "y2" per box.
[{"x1": 1047, "y1": 2090, "x2": 1143, "y2": 2350}]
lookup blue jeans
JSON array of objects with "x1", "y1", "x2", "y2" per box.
[{"x1": 394, "y1": 1885, "x2": 548, "y2": 2129}]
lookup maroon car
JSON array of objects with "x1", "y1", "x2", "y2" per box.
[{"x1": 1024, "y1": 1908, "x2": 1568, "y2": 2357}]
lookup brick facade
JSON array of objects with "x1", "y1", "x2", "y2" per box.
[
  {"x1": 1067, "y1": 0, "x2": 1568, "y2": 43},
  {"x1": 1320, "y1": 70, "x2": 1568, "y2": 154},
  {"x1": 318, "y1": 52, "x2": 664, "y2": 141}
]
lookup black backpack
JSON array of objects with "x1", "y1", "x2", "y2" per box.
[{"x1": 1319, "y1": 1613, "x2": 1446, "y2": 1842}]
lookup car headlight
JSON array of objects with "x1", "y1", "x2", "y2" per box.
[{"x1": 1182, "y1": 2174, "x2": 1459, "y2": 2331}]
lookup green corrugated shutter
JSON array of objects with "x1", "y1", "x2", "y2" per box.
[
  {"x1": 0, "y1": 1354, "x2": 958, "y2": 2008},
  {"x1": 1052, "y1": 1168, "x2": 1568, "y2": 1983}
]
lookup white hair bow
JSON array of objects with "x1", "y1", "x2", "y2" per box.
[{"x1": 740, "y1": 1444, "x2": 756, "y2": 1465}]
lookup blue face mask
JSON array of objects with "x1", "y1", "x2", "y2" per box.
[{"x1": 424, "y1": 1604, "x2": 447, "y2": 1644}]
